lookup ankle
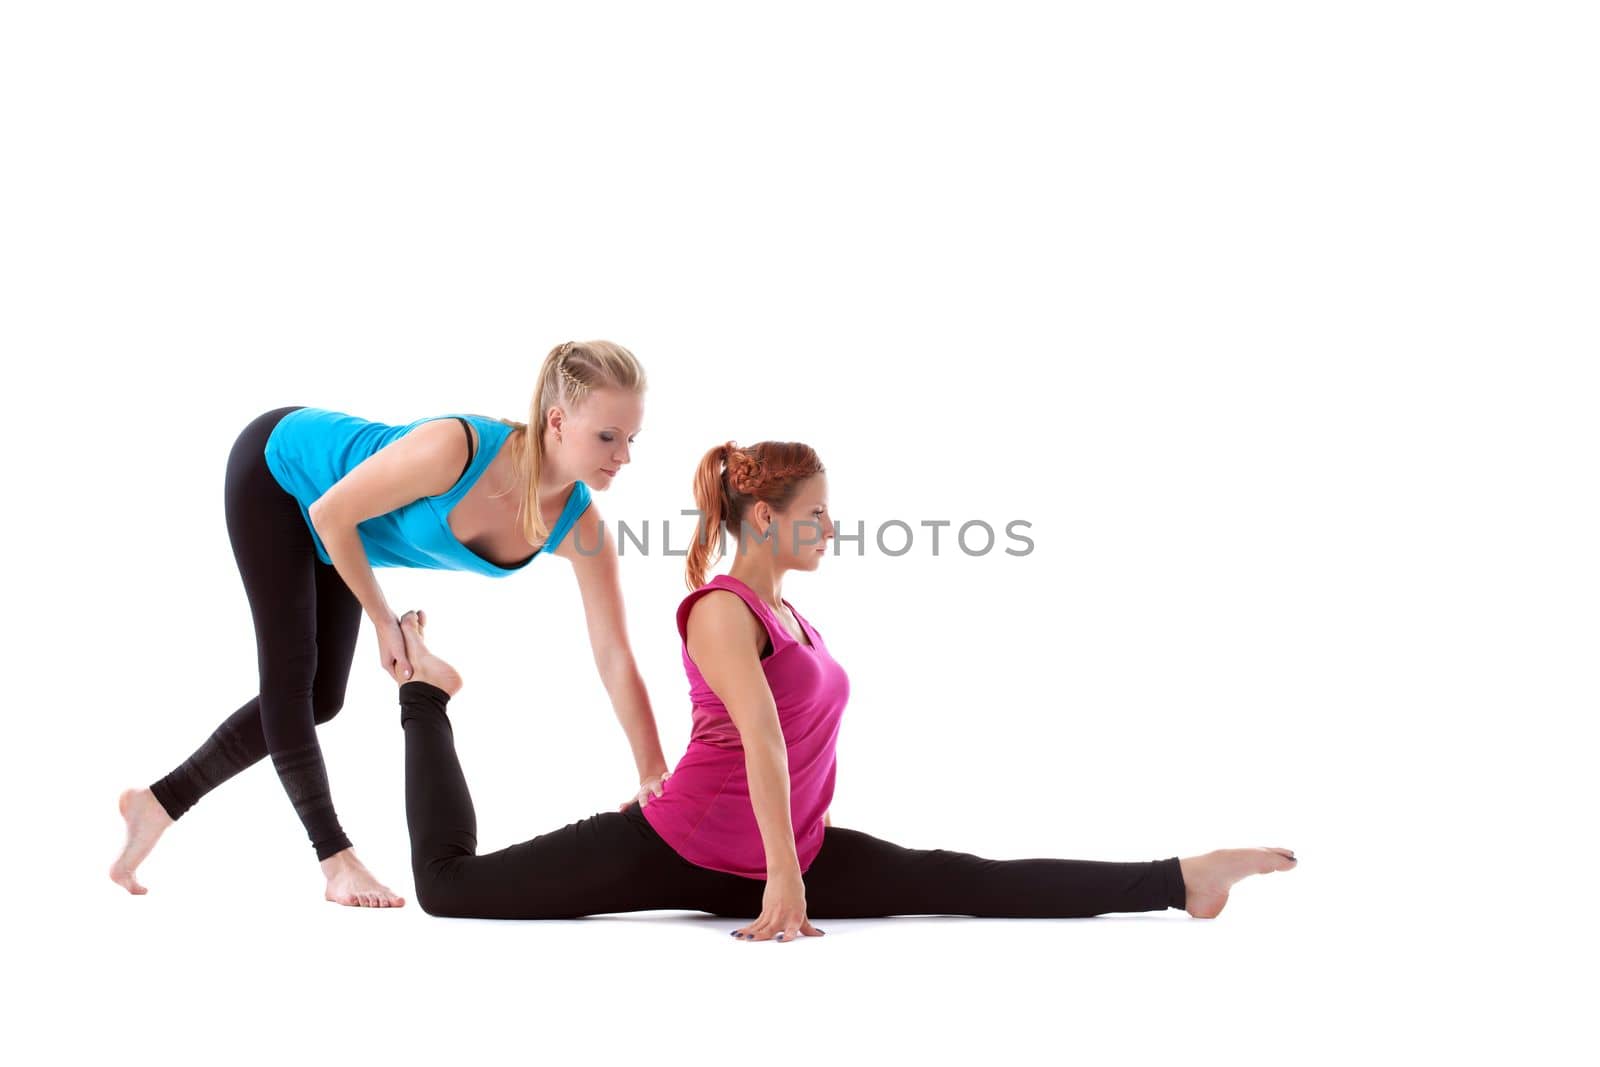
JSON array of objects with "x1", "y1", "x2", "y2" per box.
[
  {"x1": 319, "y1": 848, "x2": 361, "y2": 873},
  {"x1": 140, "y1": 790, "x2": 176, "y2": 822}
]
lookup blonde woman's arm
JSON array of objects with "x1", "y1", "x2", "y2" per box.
[
  {"x1": 308, "y1": 419, "x2": 466, "y2": 681},
  {"x1": 554, "y1": 502, "x2": 670, "y2": 802}
]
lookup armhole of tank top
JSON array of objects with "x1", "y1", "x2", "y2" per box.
[
  {"x1": 454, "y1": 417, "x2": 476, "y2": 482},
  {"x1": 719, "y1": 581, "x2": 791, "y2": 660},
  {"x1": 678, "y1": 581, "x2": 783, "y2": 661}
]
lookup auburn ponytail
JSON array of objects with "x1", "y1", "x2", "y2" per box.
[{"x1": 686, "y1": 442, "x2": 735, "y2": 590}]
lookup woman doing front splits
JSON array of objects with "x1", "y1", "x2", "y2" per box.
[
  {"x1": 111, "y1": 341, "x2": 668, "y2": 908},
  {"x1": 390, "y1": 440, "x2": 1298, "y2": 938}
]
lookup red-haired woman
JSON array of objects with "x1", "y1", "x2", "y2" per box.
[
  {"x1": 110, "y1": 341, "x2": 666, "y2": 909},
  {"x1": 385, "y1": 441, "x2": 1298, "y2": 936}
]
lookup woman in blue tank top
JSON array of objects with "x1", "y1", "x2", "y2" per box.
[{"x1": 110, "y1": 341, "x2": 666, "y2": 908}]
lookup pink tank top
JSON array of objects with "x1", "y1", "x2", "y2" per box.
[{"x1": 640, "y1": 574, "x2": 850, "y2": 878}]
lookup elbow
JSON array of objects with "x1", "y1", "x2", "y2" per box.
[
  {"x1": 308, "y1": 498, "x2": 349, "y2": 540},
  {"x1": 594, "y1": 646, "x2": 637, "y2": 684}
]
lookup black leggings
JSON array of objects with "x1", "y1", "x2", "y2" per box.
[
  {"x1": 400, "y1": 682, "x2": 1187, "y2": 920},
  {"x1": 150, "y1": 406, "x2": 363, "y2": 860}
]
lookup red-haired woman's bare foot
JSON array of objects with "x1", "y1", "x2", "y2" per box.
[
  {"x1": 1179, "y1": 847, "x2": 1298, "y2": 919},
  {"x1": 110, "y1": 787, "x2": 174, "y2": 895},
  {"x1": 398, "y1": 610, "x2": 463, "y2": 696},
  {"x1": 321, "y1": 849, "x2": 406, "y2": 908}
]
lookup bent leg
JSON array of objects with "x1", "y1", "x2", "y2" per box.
[
  {"x1": 802, "y1": 825, "x2": 1186, "y2": 919},
  {"x1": 227, "y1": 406, "x2": 352, "y2": 859},
  {"x1": 148, "y1": 407, "x2": 357, "y2": 847},
  {"x1": 149, "y1": 564, "x2": 361, "y2": 819},
  {"x1": 399, "y1": 681, "x2": 760, "y2": 919}
]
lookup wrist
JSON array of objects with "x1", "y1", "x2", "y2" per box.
[{"x1": 766, "y1": 856, "x2": 802, "y2": 880}]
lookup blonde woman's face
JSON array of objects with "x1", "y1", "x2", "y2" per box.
[{"x1": 558, "y1": 387, "x2": 645, "y2": 488}]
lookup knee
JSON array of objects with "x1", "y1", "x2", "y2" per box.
[
  {"x1": 417, "y1": 892, "x2": 454, "y2": 918},
  {"x1": 413, "y1": 878, "x2": 458, "y2": 918},
  {"x1": 412, "y1": 863, "x2": 467, "y2": 918},
  {"x1": 312, "y1": 691, "x2": 346, "y2": 726}
]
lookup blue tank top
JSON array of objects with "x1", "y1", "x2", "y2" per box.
[{"x1": 263, "y1": 407, "x2": 592, "y2": 578}]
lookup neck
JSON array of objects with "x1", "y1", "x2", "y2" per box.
[
  {"x1": 728, "y1": 556, "x2": 786, "y2": 611},
  {"x1": 519, "y1": 428, "x2": 574, "y2": 497},
  {"x1": 537, "y1": 466, "x2": 574, "y2": 497}
]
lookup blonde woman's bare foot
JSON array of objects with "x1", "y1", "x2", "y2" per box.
[
  {"x1": 398, "y1": 610, "x2": 463, "y2": 696},
  {"x1": 110, "y1": 787, "x2": 174, "y2": 895},
  {"x1": 1179, "y1": 847, "x2": 1298, "y2": 919},
  {"x1": 321, "y1": 849, "x2": 406, "y2": 908}
]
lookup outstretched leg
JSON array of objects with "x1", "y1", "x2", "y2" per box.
[{"x1": 801, "y1": 824, "x2": 1295, "y2": 920}]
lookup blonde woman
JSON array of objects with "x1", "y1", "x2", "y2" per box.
[
  {"x1": 110, "y1": 341, "x2": 664, "y2": 908},
  {"x1": 382, "y1": 441, "x2": 1297, "y2": 936}
]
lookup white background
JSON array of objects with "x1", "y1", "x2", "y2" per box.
[{"x1": 4, "y1": 2, "x2": 1595, "y2": 1064}]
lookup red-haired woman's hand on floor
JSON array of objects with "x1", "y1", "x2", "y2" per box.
[{"x1": 732, "y1": 869, "x2": 825, "y2": 943}]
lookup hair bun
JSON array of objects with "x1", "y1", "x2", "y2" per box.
[{"x1": 725, "y1": 446, "x2": 760, "y2": 494}]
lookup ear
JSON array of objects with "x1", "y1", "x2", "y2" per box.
[
  {"x1": 751, "y1": 500, "x2": 772, "y2": 533},
  {"x1": 545, "y1": 406, "x2": 565, "y2": 435}
]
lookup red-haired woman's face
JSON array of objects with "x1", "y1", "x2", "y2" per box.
[{"x1": 742, "y1": 473, "x2": 832, "y2": 572}]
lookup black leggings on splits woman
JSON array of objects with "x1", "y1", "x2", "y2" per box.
[
  {"x1": 149, "y1": 406, "x2": 362, "y2": 860},
  {"x1": 400, "y1": 682, "x2": 1187, "y2": 920}
]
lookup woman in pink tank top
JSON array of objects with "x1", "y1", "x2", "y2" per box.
[{"x1": 388, "y1": 439, "x2": 1299, "y2": 938}]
